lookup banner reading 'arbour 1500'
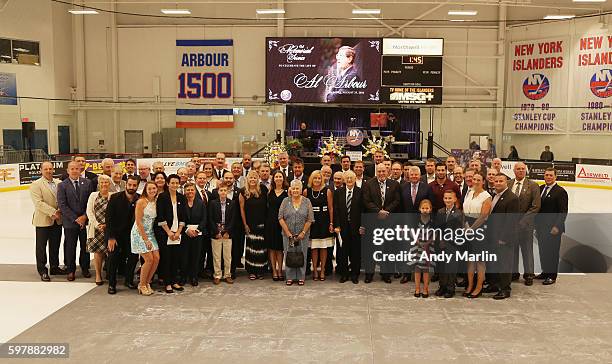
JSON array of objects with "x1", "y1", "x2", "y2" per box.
[{"x1": 266, "y1": 37, "x2": 382, "y2": 104}]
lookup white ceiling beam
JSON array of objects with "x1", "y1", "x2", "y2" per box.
[
  {"x1": 443, "y1": 60, "x2": 496, "y2": 96},
  {"x1": 386, "y1": 0, "x2": 449, "y2": 36}
]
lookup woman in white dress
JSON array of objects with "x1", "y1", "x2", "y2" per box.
[
  {"x1": 462, "y1": 173, "x2": 492, "y2": 298},
  {"x1": 131, "y1": 182, "x2": 161, "y2": 295}
]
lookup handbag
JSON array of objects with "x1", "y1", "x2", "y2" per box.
[{"x1": 285, "y1": 236, "x2": 304, "y2": 268}]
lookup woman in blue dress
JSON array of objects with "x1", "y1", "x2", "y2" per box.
[{"x1": 131, "y1": 181, "x2": 160, "y2": 295}]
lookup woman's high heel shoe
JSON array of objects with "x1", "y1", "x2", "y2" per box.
[
  {"x1": 467, "y1": 289, "x2": 482, "y2": 299},
  {"x1": 463, "y1": 287, "x2": 474, "y2": 297},
  {"x1": 138, "y1": 285, "x2": 152, "y2": 296}
]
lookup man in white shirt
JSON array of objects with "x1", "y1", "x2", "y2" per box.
[
  {"x1": 421, "y1": 158, "x2": 436, "y2": 184},
  {"x1": 277, "y1": 152, "x2": 292, "y2": 179},
  {"x1": 259, "y1": 163, "x2": 272, "y2": 191},
  {"x1": 241, "y1": 154, "x2": 252, "y2": 177},
  {"x1": 186, "y1": 161, "x2": 198, "y2": 183},
  {"x1": 353, "y1": 160, "x2": 368, "y2": 188},
  {"x1": 291, "y1": 159, "x2": 307, "y2": 184},
  {"x1": 136, "y1": 162, "x2": 151, "y2": 195},
  {"x1": 231, "y1": 162, "x2": 245, "y2": 189},
  {"x1": 445, "y1": 156, "x2": 457, "y2": 181},
  {"x1": 390, "y1": 162, "x2": 403, "y2": 184},
  {"x1": 214, "y1": 152, "x2": 228, "y2": 180},
  {"x1": 340, "y1": 155, "x2": 351, "y2": 173}
]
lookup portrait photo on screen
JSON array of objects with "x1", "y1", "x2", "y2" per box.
[{"x1": 266, "y1": 37, "x2": 381, "y2": 104}]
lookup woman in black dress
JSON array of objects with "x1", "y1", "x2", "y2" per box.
[
  {"x1": 304, "y1": 170, "x2": 334, "y2": 281},
  {"x1": 266, "y1": 170, "x2": 289, "y2": 281},
  {"x1": 239, "y1": 170, "x2": 269, "y2": 279}
]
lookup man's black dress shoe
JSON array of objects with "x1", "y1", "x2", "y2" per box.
[
  {"x1": 400, "y1": 275, "x2": 410, "y2": 284},
  {"x1": 493, "y1": 291, "x2": 510, "y2": 300},
  {"x1": 364, "y1": 274, "x2": 373, "y2": 284},
  {"x1": 82, "y1": 270, "x2": 92, "y2": 278},
  {"x1": 482, "y1": 285, "x2": 498, "y2": 293},
  {"x1": 511, "y1": 273, "x2": 520, "y2": 282},
  {"x1": 191, "y1": 278, "x2": 199, "y2": 286},
  {"x1": 108, "y1": 286, "x2": 117, "y2": 294},
  {"x1": 41, "y1": 273, "x2": 51, "y2": 282},
  {"x1": 534, "y1": 273, "x2": 545, "y2": 280},
  {"x1": 351, "y1": 277, "x2": 359, "y2": 284},
  {"x1": 383, "y1": 277, "x2": 392, "y2": 284},
  {"x1": 543, "y1": 278, "x2": 556, "y2": 285},
  {"x1": 124, "y1": 281, "x2": 137, "y2": 290},
  {"x1": 444, "y1": 291, "x2": 455, "y2": 298},
  {"x1": 339, "y1": 276, "x2": 348, "y2": 283},
  {"x1": 67, "y1": 272, "x2": 75, "y2": 281},
  {"x1": 435, "y1": 288, "x2": 446, "y2": 297},
  {"x1": 524, "y1": 277, "x2": 534, "y2": 286},
  {"x1": 50, "y1": 267, "x2": 67, "y2": 275},
  {"x1": 393, "y1": 273, "x2": 401, "y2": 279}
]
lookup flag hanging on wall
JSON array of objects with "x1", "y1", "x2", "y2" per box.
[{"x1": 176, "y1": 39, "x2": 234, "y2": 128}]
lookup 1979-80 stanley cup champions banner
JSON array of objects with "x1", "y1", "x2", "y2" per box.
[
  {"x1": 505, "y1": 37, "x2": 570, "y2": 134},
  {"x1": 266, "y1": 37, "x2": 382, "y2": 104}
]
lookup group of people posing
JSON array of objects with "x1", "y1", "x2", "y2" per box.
[{"x1": 30, "y1": 150, "x2": 568, "y2": 300}]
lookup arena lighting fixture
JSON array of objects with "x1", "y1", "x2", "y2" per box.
[
  {"x1": 544, "y1": 14, "x2": 576, "y2": 20},
  {"x1": 448, "y1": 10, "x2": 478, "y2": 16},
  {"x1": 256, "y1": 9, "x2": 285, "y2": 15},
  {"x1": 352, "y1": 9, "x2": 381, "y2": 15},
  {"x1": 68, "y1": 9, "x2": 99, "y2": 15},
  {"x1": 161, "y1": 9, "x2": 191, "y2": 15}
]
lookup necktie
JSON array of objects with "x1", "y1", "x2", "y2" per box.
[
  {"x1": 541, "y1": 186, "x2": 549, "y2": 198},
  {"x1": 346, "y1": 189, "x2": 352, "y2": 219},
  {"x1": 446, "y1": 209, "x2": 451, "y2": 222},
  {"x1": 411, "y1": 183, "x2": 417, "y2": 204},
  {"x1": 74, "y1": 180, "x2": 80, "y2": 202},
  {"x1": 380, "y1": 182, "x2": 386, "y2": 206},
  {"x1": 217, "y1": 169, "x2": 222, "y2": 179},
  {"x1": 514, "y1": 182, "x2": 522, "y2": 196}
]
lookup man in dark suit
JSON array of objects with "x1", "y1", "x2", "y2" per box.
[
  {"x1": 362, "y1": 163, "x2": 401, "y2": 283},
  {"x1": 434, "y1": 190, "x2": 465, "y2": 298},
  {"x1": 289, "y1": 158, "x2": 308, "y2": 185},
  {"x1": 401, "y1": 166, "x2": 433, "y2": 213},
  {"x1": 213, "y1": 152, "x2": 229, "y2": 180},
  {"x1": 353, "y1": 160, "x2": 369, "y2": 188},
  {"x1": 105, "y1": 176, "x2": 139, "y2": 294},
  {"x1": 211, "y1": 171, "x2": 243, "y2": 278},
  {"x1": 508, "y1": 162, "x2": 541, "y2": 286},
  {"x1": 61, "y1": 156, "x2": 98, "y2": 185},
  {"x1": 421, "y1": 158, "x2": 437, "y2": 185},
  {"x1": 276, "y1": 152, "x2": 293, "y2": 179},
  {"x1": 57, "y1": 161, "x2": 94, "y2": 281},
  {"x1": 325, "y1": 45, "x2": 360, "y2": 103},
  {"x1": 122, "y1": 158, "x2": 137, "y2": 181},
  {"x1": 535, "y1": 167, "x2": 568, "y2": 285},
  {"x1": 194, "y1": 171, "x2": 213, "y2": 278},
  {"x1": 364, "y1": 150, "x2": 385, "y2": 178},
  {"x1": 486, "y1": 173, "x2": 519, "y2": 300},
  {"x1": 459, "y1": 168, "x2": 474, "y2": 204},
  {"x1": 334, "y1": 171, "x2": 363, "y2": 284}
]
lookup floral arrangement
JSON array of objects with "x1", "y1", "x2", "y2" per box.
[
  {"x1": 363, "y1": 136, "x2": 389, "y2": 159},
  {"x1": 286, "y1": 139, "x2": 303, "y2": 157},
  {"x1": 263, "y1": 141, "x2": 287, "y2": 169},
  {"x1": 318, "y1": 133, "x2": 344, "y2": 159}
]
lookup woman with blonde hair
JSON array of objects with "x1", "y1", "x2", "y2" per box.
[
  {"x1": 131, "y1": 181, "x2": 160, "y2": 295},
  {"x1": 304, "y1": 170, "x2": 334, "y2": 281},
  {"x1": 86, "y1": 174, "x2": 112, "y2": 285},
  {"x1": 240, "y1": 170, "x2": 268, "y2": 279}
]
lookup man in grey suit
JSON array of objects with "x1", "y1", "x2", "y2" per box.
[
  {"x1": 57, "y1": 161, "x2": 94, "y2": 281},
  {"x1": 508, "y1": 162, "x2": 541, "y2": 286}
]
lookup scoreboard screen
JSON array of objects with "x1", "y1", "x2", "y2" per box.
[{"x1": 381, "y1": 55, "x2": 442, "y2": 87}]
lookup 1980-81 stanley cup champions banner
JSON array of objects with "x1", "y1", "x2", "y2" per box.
[
  {"x1": 570, "y1": 33, "x2": 612, "y2": 134},
  {"x1": 266, "y1": 37, "x2": 382, "y2": 104},
  {"x1": 505, "y1": 37, "x2": 570, "y2": 134}
]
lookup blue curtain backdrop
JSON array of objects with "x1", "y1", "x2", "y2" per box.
[{"x1": 285, "y1": 105, "x2": 420, "y2": 157}]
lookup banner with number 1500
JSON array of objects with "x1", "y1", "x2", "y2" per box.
[{"x1": 176, "y1": 39, "x2": 233, "y2": 105}]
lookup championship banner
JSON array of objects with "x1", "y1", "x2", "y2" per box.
[
  {"x1": 266, "y1": 37, "x2": 382, "y2": 104},
  {"x1": 570, "y1": 33, "x2": 612, "y2": 134},
  {"x1": 505, "y1": 37, "x2": 569, "y2": 134},
  {"x1": 176, "y1": 40, "x2": 234, "y2": 128}
]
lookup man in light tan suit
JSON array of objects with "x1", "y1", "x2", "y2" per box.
[{"x1": 30, "y1": 161, "x2": 65, "y2": 281}]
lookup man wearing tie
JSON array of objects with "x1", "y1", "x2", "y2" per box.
[
  {"x1": 535, "y1": 167, "x2": 568, "y2": 286},
  {"x1": 57, "y1": 161, "x2": 94, "y2": 281},
  {"x1": 259, "y1": 163, "x2": 272, "y2": 191},
  {"x1": 195, "y1": 171, "x2": 213, "y2": 278},
  {"x1": 353, "y1": 160, "x2": 368, "y2": 188},
  {"x1": 30, "y1": 161, "x2": 65, "y2": 281},
  {"x1": 461, "y1": 168, "x2": 475, "y2": 204},
  {"x1": 445, "y1": 156, "x2": 457, "y2": 182},
  {"x1": 362, "y1": 163, "x2": 401, "y2": 283},
  {"x1": 122, "y1": 158, "x2": 137, "y2": 181},
  {"x1": 136, "y1": 162, "x2": 151, "y2": 195},
  {"x1": 486, "y1": 173, "x2": 519, "y2": 300},
  {"x1": 333, "y1": 171, "x2": 364, "y2": 284},
  {"x1": 241, "y1": 154, "x2": 252, "y2": 177},
  {"x1": 214, "y1": 152, "x2": 229, "y2": 180},
  {"x1": 290, "y1": 158, "x2": 308, "y2": 184},
  {"x1": 277, "y1": 152, "x2": 293, "y2": 179},
  {"x1": 508, "y1": 162, "x2": 541, "y2": 286},
  {"x1": 453, "y1": 166, "x2": 468, "y2": 199}
]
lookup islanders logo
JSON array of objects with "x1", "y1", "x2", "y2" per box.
[
  {"x1": 590, "y1": 69, "x2": 612, "y2": 98},
  {"x1": 522, "y1": 73, "x2": 550, "y2": 100}
]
